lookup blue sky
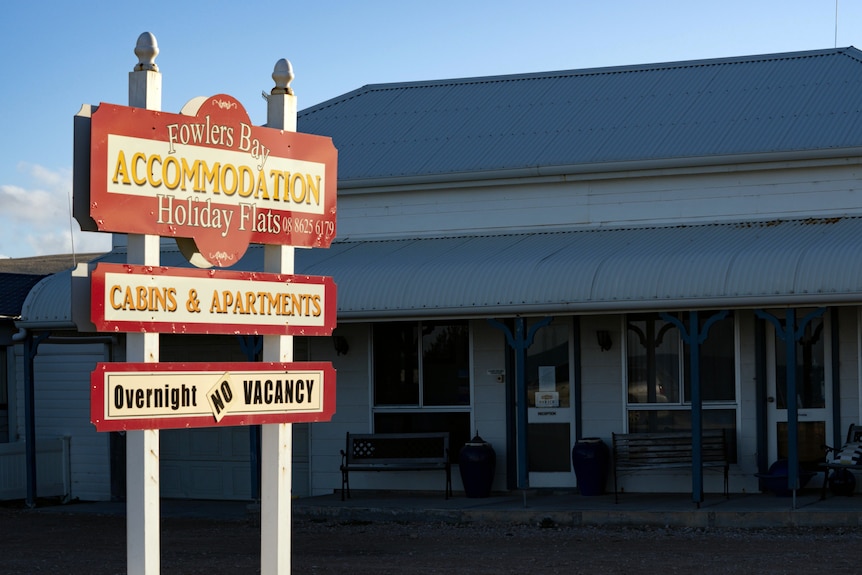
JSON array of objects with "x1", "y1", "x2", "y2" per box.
[{"x1": 1, "y1": 0, "x2": 858, "y2": 259}]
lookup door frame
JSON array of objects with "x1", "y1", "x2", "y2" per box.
[{"x1": 527, "y1": 318, "x2": 577, "y2": 488}]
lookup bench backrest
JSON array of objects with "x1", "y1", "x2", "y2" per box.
[
  {"x1": 345, "y1": 432, "x2": 450, "y2": 465},
  {"x1": 613, "y1": 429, "x2": 727, "y2": 467}
]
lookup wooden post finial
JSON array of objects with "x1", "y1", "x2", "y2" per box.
[
  {"x1": 271, "y1": 58, "x2": 294, "y2": 95},
  {"x1": 134, "y1": 32, "x2": 159, "y2": 72}
]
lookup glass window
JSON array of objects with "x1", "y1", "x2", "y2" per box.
[
  {"x1": 374, "y1": 412, "x2": 471, "y2": 464},
  {"x1": 373, "y1": 323, "x2": 419, "y2": 405},
  {"x1": 684, "y1": 314, "x2": 736, "y2": 402},
  {"x1": 627, "y1": 316, "x2": 680, "y2": 404},
  {"x1": 627, "y1": 408, "x2": 738, "y2": 461},
  {"x1": 373, "y1": 321, "x2": 471, "y2": 460},
  {"x1": 775, "y1": 313, "x2": 825, "y2": 410},
  {"x1": 422, "y1": 322, "x2": 470, "y2": 406},
  {"x1": 525, "y1": 319, "x2": 570, "y2": 408},
  {"x1": 625, "y1": 312, "x2": 737, "y2": 460}
]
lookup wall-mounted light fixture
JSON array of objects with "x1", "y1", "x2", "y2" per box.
[{"x1": 596, "y1": 330, "x2": 612, "y2": 352}]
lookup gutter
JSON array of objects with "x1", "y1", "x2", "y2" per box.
[
  {"x1": 332, "y1": 291, "x2": 862, "y2": 322},
  {"x1": 336, "y1": 147, "x2": 862, "y2": 192}
]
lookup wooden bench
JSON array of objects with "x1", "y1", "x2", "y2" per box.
[
  {"x1": 612, "y1": 429, "x2": 729, "y2": 503},
  {"x1": 340, "y1": 432, "x2": 452, "y2": 501},
  {"x1": 821, "y1": 424, "x2": 862, "y2": 499}
]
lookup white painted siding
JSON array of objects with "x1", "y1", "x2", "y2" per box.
[
  {"x1": 161, "y1": 427, "x2": 251, "y2": 500},
  {"x1": 157, "y1": 335, "x2": 252, "y2": 500},
  {"x1": 307, "y1": 324, "x2": 371, "y2": 496},
  {"x1": 579, "y1": 316, "x2": 625, "y2": 442},
  {"x1": 838, "y1": 309, "x2": 860, "y2": 442},
  {"x1": 337, "y1": 162, "x2": 862, "y2": 240},
  {"x1": 735, "y1": 311, "x2": 760, "y2": 493},
  {"x1": 470, "y1": 319, "x2": 508, "y2": 492},
  {"x1": 32, "y1": 343, "x2": 111, "y2": 501}
]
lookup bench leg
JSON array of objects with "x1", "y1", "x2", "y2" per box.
[
  {"x1": 821, "y1": 468, "x2": 830, "y2": 500},
  {"x1": 340, "y1": 467, "x2": 350, "y2": 501},
  {"x1": 724, "y1": 465, "x2": 729, "y2": 499},
  {"x1": 445, "y1": 464, "x2": 452, "y2": 499}
]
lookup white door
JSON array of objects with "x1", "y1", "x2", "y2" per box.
[
  {"x1": 765, "y1": 310, "x2": 832, "y2": 475},
  {"x1": 526, "y1": 318, "x2": 577, "y2": 488}
]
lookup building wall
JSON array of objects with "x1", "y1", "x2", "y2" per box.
[
  {"x1": 307, "y1": 320, "x2": 513, "y2": 496},
  {"x1": 307, "y1": 323, "x2": 371, "y2": 496},
  {"x1": 29, "y1": 342, "x2": 111, "y2": 501},
  {"x1": 836, "y1": 307, "x2": 860, "y2": 443},
  {"x1": 469, "y1": 319, "x2": 508, "y2": 492},
  {"x1": 735, "y1": 310, "x2": 760, "y2": 493},
  {"x1": 578, "y1": 315, "x2": 624, "y2": 443}
]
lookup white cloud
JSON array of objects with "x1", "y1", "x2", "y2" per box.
[{"x1": 0, "y1": 162, "x2": 112, "y2": 258}]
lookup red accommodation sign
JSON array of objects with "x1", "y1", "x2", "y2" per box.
[
  {"x1": 90, "y1": 361, "x2": 336, "y2": 431},
  {"x1": 89, "y1": 262, "x2": 336, "y2": 335},
  {"x1": 83, "y1": 95, "x2": 337, "y2": 267}
]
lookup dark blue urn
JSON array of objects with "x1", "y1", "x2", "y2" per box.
[
  {"x1": 572, "y1": 438, "x2": 609, "y2": 496},
  {"x1": 459, "y1": 434, "x2": 496, "y2": 498}
]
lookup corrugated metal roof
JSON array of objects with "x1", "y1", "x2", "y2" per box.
[
  {"x1": 0, "y1": 273, "x2": 46, "y2": 318},
  {"x1": 17, "y1": 217, "x2": 862, "y2": 328},
  {"x1": 293, "y1": 217, "x2": 862, "y2": 318},
  {"x1": 298, "y1": 48, "x2": 862, "y2": 185}
]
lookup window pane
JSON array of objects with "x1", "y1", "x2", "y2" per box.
[
  {"x1": 528, "y1": 422, "x2": 571, "y2": 471},
  {"x1": 374, "y1": 411, "x2": 470, "y2": 464},
  {"x1": 373, "y1": 323, "x2": 419, "y2": 405},
  {"x1": 422, "y1": 321, "x2": 470, "y2": 406},
  {"x1": 775, "y1": 313, "x2": 825, "y2": 410},
  {"x1": 627, "y1": 316, "x2": 679, "y2": 404},
  {"x1": 627, "y1": 408, "x2": 737, "y2": 462},
  {"x1": 684, "y1": 314, "x2": 736, "y2": 402},
  {"x1": 776, "y1": 421, "x2": 825, "y2": 470},
  {"x1": 526, "y1": 319, "x2": 570, "y2": 408}
]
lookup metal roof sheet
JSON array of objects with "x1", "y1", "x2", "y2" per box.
[
  {"x1": 17, "y1": 217, "x2": 862, "y2": 328},
  {"x1": 0, "y1": 273, "x2": 46, "y2": 318},
  {"x1": 298, "y1": 48, "x2": 862, "y2": 185}
]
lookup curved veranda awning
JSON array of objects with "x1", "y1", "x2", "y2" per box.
[
  {"x1": 16, "y1": 216, "x2": 862, "y2": 329},
  {"x1": 296, "y1": 216, "x2": 862, "y2": 320}
]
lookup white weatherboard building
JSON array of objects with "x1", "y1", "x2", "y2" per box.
[{"x1": 5, "y1": 46, "x2": 862, "y2": 502}]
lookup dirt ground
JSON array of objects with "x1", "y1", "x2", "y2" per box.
[{"x1": 3, "y1": 502, "x2": 862, "y2": 574}]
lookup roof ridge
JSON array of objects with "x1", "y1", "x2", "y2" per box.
[{"x1": 300, "y1": 47, "x2": 860, "y2": 116}]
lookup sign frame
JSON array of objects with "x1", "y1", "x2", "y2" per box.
[{"x1": 90, "y1": 361, "x2": 336, "y2": 431}]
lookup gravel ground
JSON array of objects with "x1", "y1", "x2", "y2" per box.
[{"x1": 3, "y1": 503, "x2": 862, "y2": 574}]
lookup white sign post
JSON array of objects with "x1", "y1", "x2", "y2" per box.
[
  {"x1": 126, "y1": 32, "x2": 162, "y2": 575},
  {"x1": 261, "y1": 57, "x2": 298, "y2": 575}
]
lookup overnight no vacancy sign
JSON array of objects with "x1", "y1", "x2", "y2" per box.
[{"x1": 91, "y1": 361, "x2": 336, "y2": 431}]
